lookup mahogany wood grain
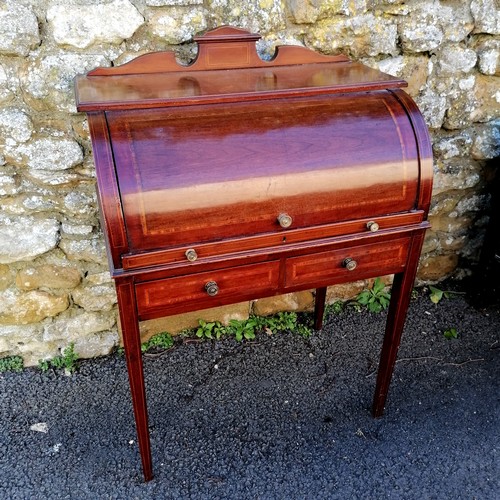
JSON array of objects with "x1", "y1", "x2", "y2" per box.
[
  {"x1": 372, "y1": 230, "x2": 426, "y2": 417},
  {"x1": 75, "y1": 26, "x2": 433, "y2": 482},
  {"x1": 285, "y1": 236, "x2": 410, "y2": 289},
  {"x1": 115, "y1": 277, "x2": 152, "y2": 481},
  {"x1": 86, "y1": 112, "x2": 128, "y2": 272},
  {"x1": 106, "y1": 92, "x2": 419, "y2": 253},
  {"x1": 136, "y1": 261, "x2": 280, "y2": 319},
  {"x1": 122, "y1": 212, "x2": 425, "y2": 271}
]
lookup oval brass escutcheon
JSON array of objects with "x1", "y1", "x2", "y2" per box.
[
  {"x1": 366, "y1": 221, "x2": 379, "y2": 232},
  {"x1": 277, "y1": 213, "x2": 293, "y2": 228},
  {"x1": 185, "y1": 248, "x2": 198, "y2": 262},
  {"x1": 342, "y1": 258, "x2": 357, "y2": 271},
  {"x1": 205, "y1": 281, "x2": 219, "y2": 296}
]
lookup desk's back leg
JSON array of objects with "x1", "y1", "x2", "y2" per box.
[
  {"x1": 314, "y1": 287, "x2": 327, "y2": 330},
  {"x1": 372, "y1": 231, "x2": 425, "y2": 418},
  {"x1": 116, "y1": 278, "x2": 153, "y2": 481}
]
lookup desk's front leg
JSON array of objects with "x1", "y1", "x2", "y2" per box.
[
  {"x1": 116, "y1": 277, "x2": 153, "y2": 481},
  {"x1": 372, "y1": 231, "x2": 425, "y2": 418},
  {"x1": 314, "y1": 287, "x2": 328, "y2": 330}
]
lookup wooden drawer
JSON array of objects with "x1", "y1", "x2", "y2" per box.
[
  {"x1": 285, "y1": 237, "x2": 411, "y2": 289},
  {"x1": 136, "y1": 261, "x2": 280, "y2": 320}
]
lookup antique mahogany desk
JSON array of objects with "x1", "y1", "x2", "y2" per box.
[{"x1": 75, "y1": 26, "x2": 433, "y2": 481}]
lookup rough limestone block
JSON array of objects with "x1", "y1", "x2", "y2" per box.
[
  {"x1": 206, "y1": 0, "x2": 286, "y2": 34},
  {"x1": 0, "y1": 289, "x2": 69, "y2": 325},
  {"x1": 472, "y1": 36, "x2": 500, "y2": 75},
  {"x1": 59, "y1": 237, "x2": 108, "y2": 265},
  {"x1": 325, "y1": 281, "x2": 367, "y2": 302},
  {"x1": 47, "y1": 0, "x2": 144, "y2": 49},
  {"x1": 5, "y1": 138, "x2": 83, "y2": 171},
  {"x1": 43, "y1": 310, "x2": 116, "y2": 342},
  {"x1": 0, "y1": 108, "x2": 33, "y2": 144},
  {"x1": 21, "y1": 53, "x2": 109, "y2": 112},
  {"x1": 252, "y1": 291, "x2": 314, "y2": 316},
  {"x1": 309, "y1": 14, "x2": 397, "y2": 57},
  {"x1": 436, "y1": 45, "x2": 477, "y2": 75},
  {"x1": 471, "y1": 121, "x2": 500, "y2": 159},
  {"x1": 471, "y1": 0, "x2": 500, "y2": 35},
  {"x1": 414, "y1": 89, "x2": 447, "y2": 129},
  {"x1": 0, "y1": 1, "x2": 40, "y2": 56},
  {"x1": 432, "y1": 159, "x2": 481, "y2": 196},
  {"x1": 432, "y1": 130, "x2": 473, "y2": 160},
  {"x1": 418, "y1": 254, "x2": 459, "y2": 281},
  {"x1": 285, "y1": 0, "x2": 320, "y2": 24},
  {"x1": 0, "y1": 263, "x2": 15, "y2": 291},
  {"x1": 376, "y1": 54, "x2": 430, "y2": 96},
  {"x1": 71, "y1": 282, "x2": 117, "y2": 312},
  {"x1": 16, "y1": 265, "x2": 82, "y2": 291},
  {"x1": 437, "y1": 2, "x2": 474, "y2": 43},
  {"x1": 0, "y1": 215, "x2": 60, "y2": 264},
  {"x1": 0, "y1": 62, "x2": 15, "y2": 104},
  {"x1": 470, "y1": 75, "x2": 500, "y2": 123},
  {"x1": 72, "y1": 330, "x2": 118, "y2": 360},
  {"x1": 398, "y1": 6, "x2": 444, "y2": 52},
  {"x1": 0, "y1": 323, "x2": 43, "y2": 345},
  {"x1": 149, "y1": 7, "x2": 207, "y2": 44}
]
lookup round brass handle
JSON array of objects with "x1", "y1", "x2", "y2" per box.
[
  {"x1": 342, "y1": 258, "x2": 357, "y2": 271},
  {"x1": 185, "y1": 248, "x2": 198, "y2": 262},
  {"x1": 367, "y1": 221, "x2": 379, "y2": 232},
  {"x1": 205, "y1": 281, "x2": 219, "y2": 296},
  {"x1": 278, "y1": 213, "x2": 293, "y2": 228}
]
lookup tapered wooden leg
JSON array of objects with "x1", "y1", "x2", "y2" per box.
[
  {"x1": 116, "y1": 278, "x2": 153, "y2": 481},
  {"x1": 372, "y1": 231, "x2": 426, "y2": 418},
  {"x1": 314, "y1": 287, "x2": 327, "y2": 330}
]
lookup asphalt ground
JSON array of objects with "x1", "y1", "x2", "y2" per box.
[{"x1": 0, "y1": 286, "x2": 499, "y2": 499}]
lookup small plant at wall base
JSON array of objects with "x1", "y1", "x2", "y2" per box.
[
  {"x1": 38, "y1": 343, "x2": 78, "y2": 374},
  {"x1": 357, "y1": 278, "x2": 391, "y2": 313},
  {"x1": 141, "y1": 332, "x2": 174, "y2": 352},
  {"x1": 0, "y1": 356, "x2": 24, "y2": 373}
]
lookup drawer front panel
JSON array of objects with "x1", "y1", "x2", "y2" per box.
[
  {"x1": 136, "y1": 261, "x2": 280, "y2": 319},
  {"x1": 286, "y1": 237, "x2": 410, "y2": 288}
]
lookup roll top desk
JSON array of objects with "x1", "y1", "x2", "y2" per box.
[{"x1": 75, "y1": 26, "x2": 433, "y2": 481}]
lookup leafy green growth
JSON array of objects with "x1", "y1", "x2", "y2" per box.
[
  {"x1": 195, "y1": 311, "x2": 311, "y2": 342},
  {"x1": 229, "y1": 318, "x2": 257, "y2": 341},
  {"x1": 429, "y1": 285, "x2": 446, "y2": 304},
  {"x1": 141, "y1": 332, "x2": 174, "y2": 352},
  {"x1": 38, "y1": 359, "x2": 50, "y2": 372},
  {"x1": 0, "y1": 355, "x2": 24, "y2": 373},
  {"x1": 327, "y1": 301, "x2": 345, "y2": 315},
  {"x1": 357, "y1": 278, "x2": 391, "y2": 313},
  {"x1": 443, "y1": 327, "x2": 458, "y2": 340},
  {"x1": 196, "y1": 319, "x2": 228, "y2": 340},
  {"x1": 429, "y1": 286, "x2": 463, "y2": 304},
  {"x1": 39, "y1": 343, "x2": 78, "y2": 373}
]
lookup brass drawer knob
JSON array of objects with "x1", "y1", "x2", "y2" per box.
[
  {"x1": 367, "y1": 221, "x2": 379, "y2": 232},
  {"x1": 185, "y1": 248, "x2": 198, "y2": 262},
  {"x1": 205, "y1": 281, "x2": 219, "y2": 296},
  {"x1": 342, "y1": 258, "x2": 357, "y2": 271},
  {"x1": 277, "y1": 213, "x2": 293, "y2": 228}
]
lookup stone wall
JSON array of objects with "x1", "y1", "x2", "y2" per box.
[{"x1": 0, "y1": 0, "x2": 499, "y2": 365}]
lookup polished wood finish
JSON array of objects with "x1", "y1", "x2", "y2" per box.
[{"x1": 75, "y1": 26, "x2": 433, "y2": 481}]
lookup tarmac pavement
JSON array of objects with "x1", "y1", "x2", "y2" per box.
[{"x1": 0, "y1": 287, "x2": 498, "y2": 499}]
